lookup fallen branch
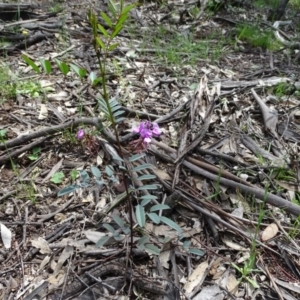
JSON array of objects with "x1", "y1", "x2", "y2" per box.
[{"x1": 151, "y1": 140, "x2": 300, "y2": 216}]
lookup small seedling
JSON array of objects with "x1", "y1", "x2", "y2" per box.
[
  {"x1": 28, "y1": 146, "x2": 41, "y2": 161},
  {"x1": 70, "y1": 169, "x2": 78, "y2": 182},
  {"x1": 0, "y1": 129, "x2": 7, "y2": 141},
  {"x1": 50, "y1": 172, "x2": 65, "y2": 184}
]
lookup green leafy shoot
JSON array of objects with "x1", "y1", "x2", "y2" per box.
[
  {"x1": 55, "y1": 59, "x2": 69, "y2": 76},
  {"x1": 50, "y1": 172, "x2": 65, "y2": 184},
  {"x1": 22, "y1": 55, "x2": 40, "y2": 74},
  {"x1": 70, "y1": 169, "x2": 78, "y2": 181},
  {"x1": 0, "y1": 129, "x2": 7, "y2": 140},
  {"x1": 70, "y1": 63, "x2": 87, "y2": 79},
  {"x1": 28, "y1": 146, "x2": 41, "y2": 161},
  {"x1": 39, "y1": 59, "x2": 52, "y2": 74},
  {"x1": 136, "y1": 204, "x2": 146, "y2": 227}
]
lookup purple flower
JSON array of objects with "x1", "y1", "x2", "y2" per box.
[
  {"x1": 133, "y1": 121, "x2": 161, "y2": 144},
  {"x1": 77, "y1": 129, "x2": 84, "y2": 139}
]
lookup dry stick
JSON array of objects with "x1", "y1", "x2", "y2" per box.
[
  {"x1": 152, "y1": 140, "x2": 251, "y2": 186},
  {"x1": 0, "y1": 118, "x2": 104, "y2": 150},
  {"x1": 151, "y1": 140, "x2": 300, "y2": 216},
  {"x1": 174, "y1": 99, "x2": 215, "y2": 164},
  {"x1": 0, "y1": 117, "x2": 136, "y2": 163},
  {"x1": 0, "y1": 136, "x2": 48, "y2": 164},
  {"x1": 36, "y1": 197, "x2": 74, "y2": 221}
]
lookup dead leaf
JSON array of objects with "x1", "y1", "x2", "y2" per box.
[
  {"x1": 31, "y1": 237, "x2": 51, "y2": 254},
  {"x1": 227, "y1": 274, "x2": 238, "y2": 294},
  {"x1": 261, "y1": 223, "x2": 278, "y2": 241},
  {"x1": 184, "y1": 261, "x2": 209, "y2": 296},
  {"x1": 38, "y1": 104, "x2": 48, "y2": 120},
  {"x1": 0, "y1": 223, "x2": 12, "y2": 249},
  {"x1": 53, "y1": 245, "x2": 74, "y2": 276}
]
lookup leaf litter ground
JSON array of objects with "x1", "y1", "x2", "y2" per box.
[{"x1": 1, "y1": 1, "x2": 300, "y2": 299}]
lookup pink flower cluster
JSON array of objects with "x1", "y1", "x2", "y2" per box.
[
  {"x1": 77, "y1": 129, "x2": 84, "y2": 139},
  {"x1": 133, "y1": 121, "x2": 161, "y2": 144}
]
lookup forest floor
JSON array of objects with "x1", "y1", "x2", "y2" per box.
[{"x1": 1, "y1": 0, "x2": 300, "y2": 299}]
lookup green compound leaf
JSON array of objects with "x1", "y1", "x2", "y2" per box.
[
  {"x1": 160, "y1": 216, "x2": 182, "y2": 234},
  {"x1": 141, "y1": 198, "x2": 152, "y2": 207},
  {"x1": 102, "y1": 223, "x2": 115, "y2": 233},
  {"x1": 147, "y1": 213, "x2": 160, "y2": 224},
  {"x1": 136, "y1": 174, "x2": 156, "y2": 181},
  {"x1": 150, "y1": 204, "x2": 170, "y2": 212},
  {"x1": 144, "y1": 244, "x2": 160, "y2": 255},
  {"x1": 129, "y1": 153, "x2": 145, "y2": 162},
  {"x1": 189, "y1": 248, "x2": 205, "y2": 257},
  {"x1": 133, "y1": 164, "x2": 152, "y2": 172},
  {"x1": 140, "y1": 194, "x2": 157, "y2": 201},
  {"x1": 57, "y1": 184, "x2": 81, "y2": 197},
  {"x1": 183, "y1": 240, "x2": 191, "y2": 250},
  {"x1": 112, "y1": 215, "x2": 125, "y2": 228},
  {"x1": 138, "y1": 184, "x2": 157, "y2": 190},
  {"x1": 91, "y1": 166, "x2": 101, "y2": 179},
  {"x1": 96, "y1": 235, "x2": 111, "y2": 247},
  {"x1": 135, "y1": 204, "x2": 145, "y2": 227}
]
